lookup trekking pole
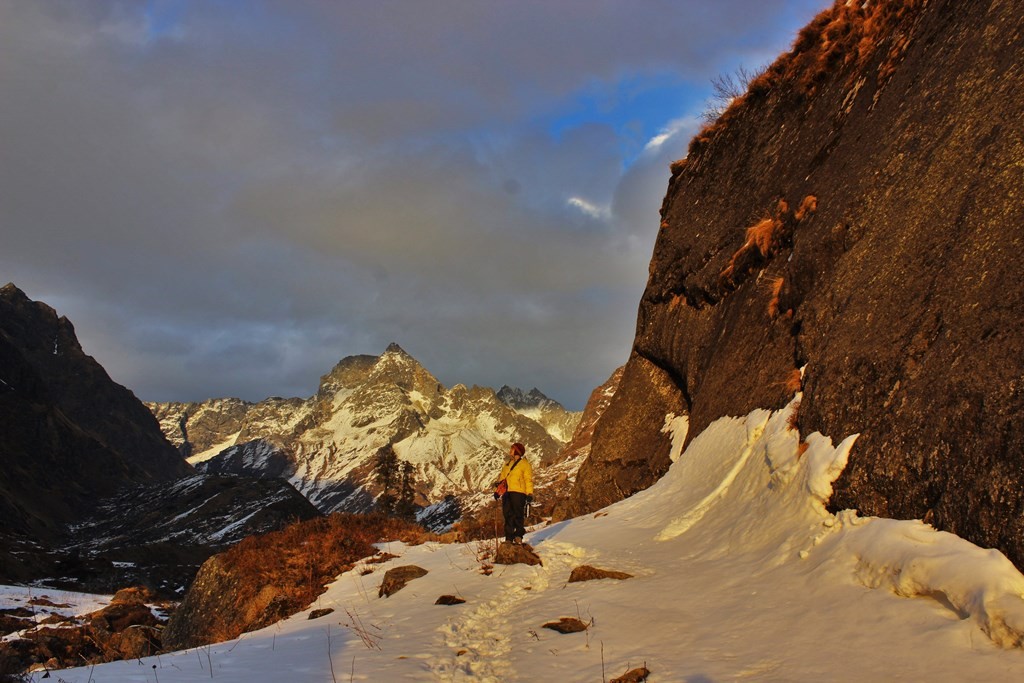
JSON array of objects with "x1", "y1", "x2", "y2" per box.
[{"x1": 494, "y1": 497, "x2": 502, "y2": 554}]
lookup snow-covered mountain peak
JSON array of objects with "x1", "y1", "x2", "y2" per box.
[
  {"x1": 497, "y1": 385, "x2": 556, "y2": 410},
  {"x1": 149, "y1": 344, "x2": 585, "y2": 524}
]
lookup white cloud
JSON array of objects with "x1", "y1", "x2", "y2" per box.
[
  {"x1": 567, "y1": 196, "x2": 611, "y2": 221},
  {"x1": 643, "y1": 116, "x2": 702, "y2": 154}
]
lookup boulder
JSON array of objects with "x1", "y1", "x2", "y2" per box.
[
  {"x1": 568, "y1": 565, "x2": 633, "y2": 583},
  {"x1": 542, "y1": 617, "x2": 589, "y2": 634},
  {"x1": 378, "y1": 566, "x2": 428, "y2": 598},
  {"x1": 494, "y1": 542, "x2": 542, "y2": 566},
  {"x1": 434, "y1": 595, "x2": 466, "y2": 606},
  {"x1": 611, "y1": 666, "x2": 651, "y2": 683}
]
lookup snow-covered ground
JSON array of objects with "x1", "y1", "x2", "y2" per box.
[{"x1": 31, "y1": 399, "x2": 1024, "y2": 681}]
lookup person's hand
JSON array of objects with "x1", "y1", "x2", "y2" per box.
[{"x1": 526, "y1": 495, "x2": 533, "y2": 503}]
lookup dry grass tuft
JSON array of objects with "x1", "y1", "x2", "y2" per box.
[
  {"x1": 767, "y1": 277, "x2": 785, "y2": 319},
  {"x1": 787, "y1": 399, "x2": 802, "y2": 431},
  {"x1": 795, "y1": 195, "x2": 818, "y2": 222},
  {"x1": 720, "y1": 199, "x2": 791, "y2": 286},
  {"x1": 784, "y1": 368, "x2": 803, "y2": 395},
  {"x1": 212, "y1": 512, "x2": 429, "y2": 638},
  {"x1": 682, "y1": 1, "x2": 926, "y2": 164}
]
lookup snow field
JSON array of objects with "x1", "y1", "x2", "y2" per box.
[{"x1": 35, "y1": 399, "x2": 1024, "y2": 681}]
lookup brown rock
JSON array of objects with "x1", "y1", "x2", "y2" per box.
[
  {"x1": 611, "y1": 666, "x2": 651, "y2": 683},
  {"x1": 542, "y1": 617, "x2": 589, "y2": 634},
  {"x1": 111, "y1": 586, "x2": 156, "y2": 605},
  {"x1": 108, "y1": 625, "x2": 161, "y2": 659},
  {"x1": 568, "y1": 565, "x2": 633, "y2": 583},
  {"x1": 494, "y1": 542, "x2": 542, "y2": 566},
  {"x1": 88, "y1": 602, "x2": 158, "y2": 633},
  {"x1": 556, "y1": 354, "x2": 686, "y2": 521},
  {"x1": 378, "y1": 565, "x2": 428, "y2": 598},
  {"x1": 434, "y1": 595, "x2": 466, "y2": 606},
  {"x1": 308, "y1": 608, "x2": 335, "y2": 620}
]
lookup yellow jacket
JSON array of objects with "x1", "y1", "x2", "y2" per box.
[{"x1": 498, "y1": 456, "x2": 533, "y2": 496}]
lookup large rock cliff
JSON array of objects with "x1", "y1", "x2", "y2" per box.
[{"x1": 562, "y1": 0, "x2": 1024, "y2": 568}]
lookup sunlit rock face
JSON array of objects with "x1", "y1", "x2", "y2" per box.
[{"x1": 567, "y1": 1, "x2": 1024, "y2": 569}]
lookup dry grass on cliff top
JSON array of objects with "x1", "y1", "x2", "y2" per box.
[
  {"x1": 217, "y1": 513, "x2": 432, "y2": 617},
  {"x1": 685, "y1": 0, "x2": 926, "y2": 161}
]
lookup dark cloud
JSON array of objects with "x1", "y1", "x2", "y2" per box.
[{"x1": 0, "y1": 0, "x2": 827, "y2": 409}]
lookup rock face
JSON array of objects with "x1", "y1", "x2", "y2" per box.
[
  {"x1": 563, "y1": 0, "x2": 1024, "y2": 569},
  {"x1": 544, "y1": 367, "x2": 624, "y2": 518},
  {"x1": 149, "y1": 344, "x2": 581, "y2": 524}
]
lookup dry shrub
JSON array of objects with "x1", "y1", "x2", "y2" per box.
[
  {"x1": 219, "y1": 513, "x2": 428, "y2": 623},
  {"x1": 451, "y1": 507, "x2": 502, "y2": 542}
]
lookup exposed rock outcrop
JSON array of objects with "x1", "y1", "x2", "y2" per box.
[{"x1": 564, "y1": 0, "x2": 1024, "y2": 569}]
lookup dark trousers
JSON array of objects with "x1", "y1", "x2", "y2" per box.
[{"x1": 502, "y1": 491, "x2": 527, "y2": 542}]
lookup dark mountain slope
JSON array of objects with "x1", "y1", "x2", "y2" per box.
[
  {"x1": 0, "y1": 284, "x2": 191, "y2": 549},
  {"x1": 561, "y1": 0, "x2": 1024, "y2": 568},
  {"x1": 0, "y1": 285, "x2": 318, "y2": 590}
]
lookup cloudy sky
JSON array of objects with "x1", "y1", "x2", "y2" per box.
[{"x1": 1, "y1": 0, "x2": 826, "y2": 410}]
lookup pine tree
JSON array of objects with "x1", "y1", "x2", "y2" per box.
[
  {"x1": 395, "y1": 461, "x2": 417, "y2": 522},
  {"x1": 374, "y1": 444, "x2": 399, "y2": 515}
]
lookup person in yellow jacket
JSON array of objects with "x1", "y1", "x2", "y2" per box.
[{"x1": 493, "y1": 442, "x2": 533, "y2": 544}]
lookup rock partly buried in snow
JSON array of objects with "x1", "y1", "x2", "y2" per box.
[
  {"x1": 378, "y1": 565, "x2": 428, "y2": 598},
  {"x1": 610, "y1": 666, "x2": 651, "y2": 683},
  {"x1": 568, "y1": 565, "x2": 633, "y2": 583},
  {"x1": 434, "y1": 595, "x2": 466, "y2": 606},
  {"x1": 542, "y1": 617, "x2": 589, "y2": 634},
  {"x1": 308, "y1": 608, "x2": 335, "y2": 620},
  {"x1": 494, "y1": 542, "x2": 542, "y2": 566}
]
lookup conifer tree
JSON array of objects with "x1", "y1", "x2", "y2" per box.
[
  {"x1": 374, "y1": 444, "x2": 399, "y2": 515},
  {"x1": 395, "y1": 461, "x2": 417, "y2": 522}
]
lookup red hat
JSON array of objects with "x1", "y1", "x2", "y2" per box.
[{"x1": 511, "y1": 442, "x2": 526, "y2": 456}]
